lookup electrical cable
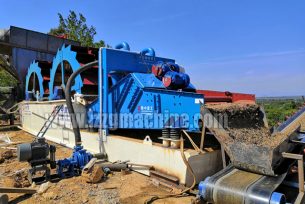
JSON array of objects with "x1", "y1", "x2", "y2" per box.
[{"x1": 181, "y1": 130, "x2": 204, "y2": 154}]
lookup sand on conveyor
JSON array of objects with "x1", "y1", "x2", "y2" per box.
[{"x1": 205, "y1": 103, "x2": 287, "y2": 148}]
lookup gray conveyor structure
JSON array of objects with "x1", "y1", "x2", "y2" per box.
[
  {"x1": 197, "y1": 105, "x2": 305, "y2": 204},
  {"x1": 198, "y1": 165, "x2": 287, "y2": 204}
]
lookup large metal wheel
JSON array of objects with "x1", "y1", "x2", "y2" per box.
[
  {"x1": 25, "y1": 61, "x2": 51, "y2": 100},
  {"x1": 48, "y1": 45, "x2": 98, "y2": 100}
]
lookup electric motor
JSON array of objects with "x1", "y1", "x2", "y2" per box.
[
  {"x1": 152, "y1": 62, "x2": 189, "y2": 89},
  {"x1": 162, "y1": 71, "x2": 190, "y2": 89},
  {"x1": 17, "y1": 137, "x2": 50, "y2": 162},
  {"x1": 152, "y1": 62, "x2": 180, "y2": 77}
]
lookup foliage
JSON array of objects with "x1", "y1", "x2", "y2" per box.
[
  {"x1": 49, "y1": 11, "x2": 109, "y2": 48},
  {"x1": 258, "y1": 99, "x2": 304, "y2": 127},
  {"x1": 0, "y1": 61, "x2": 18, "y2": 87}
]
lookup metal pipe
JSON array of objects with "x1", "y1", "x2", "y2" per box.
[
  {"x1": 0, "y1": 187, "x2": 36, "y2": 194},
  {"x1": 98, "y1": 48, "x2": 104, "y2": 140},
  {"x1": 114, "y1": 42, "x2": 130, "y2": 51},
  {"x1": 101, "y1": 49, "x2": 108, "y2": 136},
  {"x1": 65, "y1": 60, "x2": 98, "y2": 146},
  {"x1": 140, "y1": 47, "x2": 155, "y2": 57},
  {"x1": 98, "y1": 163, "x2": 128, "y2": 171}
]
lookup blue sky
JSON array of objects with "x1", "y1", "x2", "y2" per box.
[{"x1": 1, "y1": 0, "x2": 305, "y2": 96}]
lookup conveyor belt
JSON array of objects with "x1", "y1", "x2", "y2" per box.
[
  {"x1": 199, "y1": 165, "x2": 287, "y2": 204},
  {"x1": 206, "y1": 104, "x2": 305, "y2": 176}
]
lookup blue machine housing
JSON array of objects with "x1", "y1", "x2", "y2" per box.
[
  {"x1": 57, "y1": 146, "x2": 92, "y2": 178},
  {"x1": 88, "y1": 73, "x2": 203, "y2": 131},
  {"x1": 87, "y1": 45, "x2": 204, "y2": 134}
]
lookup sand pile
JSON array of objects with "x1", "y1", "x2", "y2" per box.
[{"x1": 205, "y1": 103, "x2": 285, "y2": 147}]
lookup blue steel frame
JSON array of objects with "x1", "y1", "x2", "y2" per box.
[
  {"x1": 25, "y1": 61, "x2": 45, "y2": 100},
  {"x1": 49, "y1": 45, "x2": 83, "y2": 100},
  {"x1": 96, "y1": 46, "x2": 203, "y2": 136}
]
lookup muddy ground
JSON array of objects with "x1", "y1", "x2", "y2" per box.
[{"x1": 0, "y1": 130, "x2": 194, "y2": 204}]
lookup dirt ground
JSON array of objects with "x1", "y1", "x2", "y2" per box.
[{"x1": 0, "y1": 130, "x2": 194, "y2": 204}]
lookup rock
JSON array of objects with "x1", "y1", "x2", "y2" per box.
[
  {"x1": 0, "y1": 157, "x2": 4, "y2": 164},
  {"x1": 31, "y1": 182, "x2": 36, "y2": 188},
  {"x1": 82, "y1": 198, "x2": 89, "y2": 203},
  {"x1": 82, "y1": 165, "x2": 104, "y2": 183},
  {"x1": 38, "y1": 181, "x2": 51, "y2": 194},
  {"x1": 1, "y1": 150, "x2": 13, "y2": 159},
  {"x1": 13, "y1": 169, "x2": 30, "y2": 188},
  {"x1": 43, "y1": 191, "x2": 57, "y2": 200},
  {"x1": 88, "y1": 191, "x2": 97, "y2": 196}
]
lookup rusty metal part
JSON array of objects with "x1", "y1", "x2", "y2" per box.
[
  {"x1": 0, "y1": 187, "x2": 36, "y2": 194},
  {"x1": 151, "y1": 178, "x2": 184, "y2": 194},
  {"x1": 150, "y1": 170, "x2": 179, "y2": 185},
  {"x1": 196, "y1": 90, "x2": 256, "y2": 104},
  {"x1": 144, "y1": 136, "x2": 197, "y2": 204}
]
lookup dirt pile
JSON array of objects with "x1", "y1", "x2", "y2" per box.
[
  {"x1": 1, "y1": 169, "x2": 31, "y2": 189},
  {"x1": 13, "y1": 169, "x2": 31, "y2": 188},
  {"x1": 1, "y1": 149, "x2": 13, "y2": 159},
  {"x1": 0, "y1": 149, "x2": 14, "y2": 163}
]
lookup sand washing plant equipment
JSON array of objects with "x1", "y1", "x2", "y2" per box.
[
  {"x1": 20, "y1": 40, "x2": 305, "y2": 203},
  {"x1": 19, "y1": 42, "x2": 204, "y2": 182},
  {"x1": 25, "y1": 44, "x2": 99, "y2": 100},
  {"x1": 24, "y1": 42, "x2": 204, "y2": 136}
]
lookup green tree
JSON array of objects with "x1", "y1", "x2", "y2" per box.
[
  {"x1": 49, "y1": 11, "x2": 109, "y2": 48},
  {"x1": 258, "y1": 100, "x2": 304, "y2": 127},
  {"x1": 0, "y1": 69, "x2": 17, "y2": 87},
  {"x1": 0, "y1": 59, "x2": 18, "y2": 87}
]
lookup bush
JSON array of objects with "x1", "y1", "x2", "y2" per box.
[
  {"x1": 0, "y1": 69, "x2": 18, "y2": 87},
  {"x1": 258, "y1": 100, "x2": 304, "y2": 127}
]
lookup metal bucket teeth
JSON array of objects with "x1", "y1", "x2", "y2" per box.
[
  {"x1": 49, "y1": 45, "x2": 83, "y2": 99},
  {"x1": 48, "y1": 44, "x2": 98, "y2": 100},
  {"x1": 25, "y1": 60, "x2": 51, "y2": 99}
]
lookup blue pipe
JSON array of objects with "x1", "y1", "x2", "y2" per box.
[
  {"x1": 140, "y1": 47, "x2": 155, "y2": 57},
  {"x1": 101, "y1": 48, "x2": 109, "y2": 135},
  {"x1": 114, "y1": 42, "x2": 130, "y2": 51}
]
